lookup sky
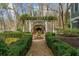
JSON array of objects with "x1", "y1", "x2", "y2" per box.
[{"x1": 15, "y1": 3, "x2": 59, "y2": 14}]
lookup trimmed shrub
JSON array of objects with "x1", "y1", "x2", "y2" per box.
[
  {"x1": 0, "y1": 32, "x2": 4, "y2": 38},
  {"x1": 7, "y1": 35, "x2": 32, "y2": 56},
  {"x1": 0, "y1": 32, "x2": 32, "y2": 56},
  {"x1": 63, "y1": 28, "x2": 79, "y2": 37},
  {"x1": 46, "y1": 32, "x2": 77, "y2": 56},
  {"x1": 4, "y1": 31, "x2": 22, "y2": 38},
  {"x1": 0, "y1": 39, "x2": 8, "y2": 56},
  {"x1": 52, "y1": 41, "x2": 77, "y2": 56},
  {"x1": 77, "y1": 49, "x2": 79, "y2": 56}
]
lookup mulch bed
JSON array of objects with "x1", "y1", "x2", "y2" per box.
[{"x1": 59, "y1": 37, "x2": 79, "y2": 48}]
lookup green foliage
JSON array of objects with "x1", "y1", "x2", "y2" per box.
[
  {"x1": 48, "y1": 16, "x2": 57, "y2": 21},
  {"x1": 7, "y1": 36, "x2": 32, "y2": 56},
  {"x1": 0, "y1": 32, "x2": 4, "y2": 38},
  {"x1": 0, "y1": 3, "x2": 9, "y2": 9},
  {"x1": 52, "y1": 42, "x2": 77, "y2": 56},
  {"x1": 77, "y1": 49, "x2": 79, "y2": 56},
  {"x1": 0, "y1": 32, "x2": 32, "y2": 56},
  {"x1": 4, "y1": 31, "x2": 22, "y2": 38},
  {"x1": 20, "y1": 14, "x2": 30, "y2": 21},
  {"x1": 17, "y1": 28, "x2": 23, "y2": 32},
  {"x1": 20, "y1": 14, "x2": 57, "y2": 21},
  {"x1": 46, "y1": 32, "x2": 55, "y2": 36},
  {"x1": 63, "y1": 28, "x2": 79, "y2": 37},
  {"x1": 0, "y1": 31, "x2": 32, "y2": 38},
  {"x1": 46, "y1": 32, "x2": 77, "y2": 56},
  {"x1": 0, "y1": 39, "x2": 8, "y2": 56}
]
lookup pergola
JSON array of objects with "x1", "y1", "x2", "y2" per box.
[
  {"x1": 20, "y1": 14, "x2": 57, "y2": 21},
  {"x1": 19, "y1": 14, "x2": 57, "y2": 32}
]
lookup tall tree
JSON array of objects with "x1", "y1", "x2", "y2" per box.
[
  {"x1": 64, "y1": 3, "x2": 71, "y2": 29},
  {"x1": 0, "y1": 14, "x2": 3, "y2": 31},
  {"x1": 11, "y1": 4, "x2": 20, "y2": 30},
  {"x1": 59, "y1": 3, "x2": 64, "y2": 29},
  {"x1": 0, "y1": 3, "x2": 9, "y2": 31}
]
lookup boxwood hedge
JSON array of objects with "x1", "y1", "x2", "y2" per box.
[
  {"x1": 0, "y1": 38, "x2": 8, "y2": 56},
  {"x1": 7, "y1": 36, "x2": 32, "y2": 56},
  {"x1": 0, "y1": 32, "x2": 32, "y2": 56},
  {"x1": 46, "y1": 32, "x2": 78, "y2": 56}
]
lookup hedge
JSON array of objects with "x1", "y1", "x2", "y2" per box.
[
  {"x1": 46, "y1": 32, "x2": 77, "y2": 56},
  {"x1": 7, "y1": 36, "x2": 32, "y2": 56},
  {"x1": 61, "y1": 28, "x2": 79, "y2": 37},
  {"x1": 77, "y1": 49, "x2": 79, "y2": 56},
  {"x1": 0, "y1": 31, "x2": 32, "y2": 38},
  {"x1": 0, "y1": 38, "x2": 8, "y2": 56},
  {"x1": 0, "y1": 32, "x2": 32, "y2": 56}
]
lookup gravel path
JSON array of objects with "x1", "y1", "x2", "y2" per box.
[{"x1": 26, "y1": 34, "x2": 53, "y2": 56}]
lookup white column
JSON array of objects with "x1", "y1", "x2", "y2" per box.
[
  {"x1": 69, "y1": 9, "x2": 72, "y2": 28},
  {"x1": 53, "y1": 21, "x2": 54, "y2": 32},
  {"x1": 45, "y1": 20, "x2": 47, "y2": 32},
  {"x1": 29, "y1": 20, "x2": 31, "y2": 32}
]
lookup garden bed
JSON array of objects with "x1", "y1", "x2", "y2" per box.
[
  {"x1": 45, "y1": 32, "x2": 79, "y2": 56},
  {"x1": 57, "y1": 28, "x2": 79, "y2": 48},
  {"x1": 0, "y1": 32, "x2": 32, "y2": 56},
  {"x1": 60, "y1": 37, "x2": 79, "y2": 48}
]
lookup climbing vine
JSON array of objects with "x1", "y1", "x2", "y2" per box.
[{"x1": 20, "y1": 14, "x2": 57, "y2": 21}]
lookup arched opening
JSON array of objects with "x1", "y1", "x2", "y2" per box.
[
  {"x1": 36, "y1": 28, "x2": 42, "y2": 33},
  {"x1": 32, "y1": 25, "x2": 45, "y2": 35},
  {"x1": 32, "y1": 25, "x2": 45, "y2": 39}
]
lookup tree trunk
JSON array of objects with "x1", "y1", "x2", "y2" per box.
[
  {"x1": 59, "y1": 3, "x2": 64, "y2": 30},
  {"x1": 61, "y1": 10, "x2": 64, "y2": 29},
  {"x1": 64, "y1": 3, "x2": 71, "y2": 29},
  {"x1": 2, "y1": 15, "x2": 6, "y2": 31},
  {"x1": 12, "y1": 4, "x2": 20, "y2": 31}
]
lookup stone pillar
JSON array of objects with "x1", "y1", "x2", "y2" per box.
[
  {"x1": 29, "y1": 20, "x2": 31, "y2": 32},
  {"x1": 45, "y1": 20, "x2": 47, "y2": 32},
  {"x1": 52, "y1": 21, "x2": 55, "y2": 32},
  {"x1": 69, "y1": 9, "x2": 72, "y2": 28}
]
